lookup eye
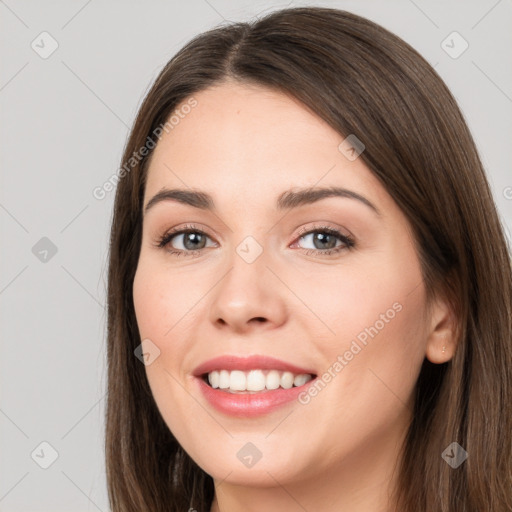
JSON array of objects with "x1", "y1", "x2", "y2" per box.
[
  {"x1": 156, "y1": 224, "x2": 216, "y2": 257},
  {"x1": 155, "y1": 223, "x2": 355, "y2": 258},
  {"x1": 293, "y1": 225, "x2": 355, "y2": 256}
]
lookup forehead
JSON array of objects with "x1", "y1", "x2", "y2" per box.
[{"x1": 143, "y1": 81, "x2": 389, "y2": 212}]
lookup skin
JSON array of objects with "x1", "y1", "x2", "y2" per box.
[{"x1": 132, "y1": 80, "x2": 456, "y2": 512}]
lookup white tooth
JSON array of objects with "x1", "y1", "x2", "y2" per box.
[
  {"x1": 214, "y1": 369, "x2": 312, "y2": 392},
  {"x1": 247, "y1": 370, "x2": 266, "y2": 391},
  {"x1": 266, "y1": 370, "x2": 281, "y2": 390},
  {"x1": 219, "y1": 370, "x2": 230, "y2": 389},
  {"x1": 280, "y1": 371, "x2": 294, "y2": 389},
  {"x1": 208, "y1": 370, "x2": 220, "y2": 388},
  {"x1": 293, "y1": 374, "x2": 311, "y2": 387},
  {"x1": 230, "y1": 370, "x2": 247, "y2": 391}
]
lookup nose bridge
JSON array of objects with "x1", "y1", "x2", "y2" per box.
[{"x1": 208, "y1": 230, "x2": 286, "y2": 330}]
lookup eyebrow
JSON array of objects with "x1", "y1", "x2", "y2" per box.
[{"x1": 144, "y1": 186, "x2": 381, "y2": 217}]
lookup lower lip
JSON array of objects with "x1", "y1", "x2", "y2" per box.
[{"x1": 196, "y1": 377, "x2": 315, "y2": 417}]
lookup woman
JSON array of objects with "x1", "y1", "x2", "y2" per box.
[{"x1": 105, "y1": 6, "x2": 512, "y2": 511}]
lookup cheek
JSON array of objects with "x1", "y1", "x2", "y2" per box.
[
  {"x1": 295, "y1": 238, "x2": 426, "y2": 374},
  {"x1": 292, "y1": 255, "x2": 425, "y2": 350},
  {"x1": 132, "y1": 259, "x2": 210, "y2": 403},
  {"x1": 133, "y1": 259, "x2": 204, "y2": 341},
  {"x1": 314, "y1": 248, "x2": 428, "y2": 410},
  {"x1": 132, "y1": 262, "x2": 207, "y2": 435},
  {"x1": 132, "y1": 262, "x2": 186, "y2": 399}
]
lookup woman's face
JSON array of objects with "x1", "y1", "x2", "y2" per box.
[{"x1": 133, "y1": 81, "x2": 443, "y2": 489}]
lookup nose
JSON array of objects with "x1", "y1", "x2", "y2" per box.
[{"x1": 207, "y1": 244, "x2": 288, "y2": 334}]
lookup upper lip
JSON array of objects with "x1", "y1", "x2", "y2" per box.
[{"x1": 192, "y1": 355, "x2": 316, "y2": 377}]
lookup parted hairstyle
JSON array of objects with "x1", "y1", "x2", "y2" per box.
[{"x1": 105, "y1": 6, "x2": 512, "y2": 511}]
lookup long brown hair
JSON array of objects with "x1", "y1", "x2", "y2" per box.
[{"x1": 105, "y1": 6, "x2": 512, "y2": 511}]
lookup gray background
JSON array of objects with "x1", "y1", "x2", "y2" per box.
[{"x1": 1, "y1": 0, "x2": 510, "y2": 510}]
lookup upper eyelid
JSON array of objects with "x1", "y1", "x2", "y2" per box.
[
  {"x1": 163, "y1": 223, "x2": 347, "y2": 236},
  {"x1": 296, "y1": 224, "x2": 352, "y2": 237}
]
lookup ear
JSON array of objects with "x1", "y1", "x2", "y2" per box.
[{"x1": 424, "y1": 293, "x2": 458, "y2": 364}]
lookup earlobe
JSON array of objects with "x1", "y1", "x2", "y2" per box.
[{"x1": 425, "y1": 332, "x2": 454, "y2": 364}]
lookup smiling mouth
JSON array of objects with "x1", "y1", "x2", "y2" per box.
[{"x1": 201, "y1": 369, "x2": 316, "y2": 393}]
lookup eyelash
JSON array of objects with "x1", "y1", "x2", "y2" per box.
[{"x1": 155, "y1": 223, "x2": 355, "y2": 258}]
